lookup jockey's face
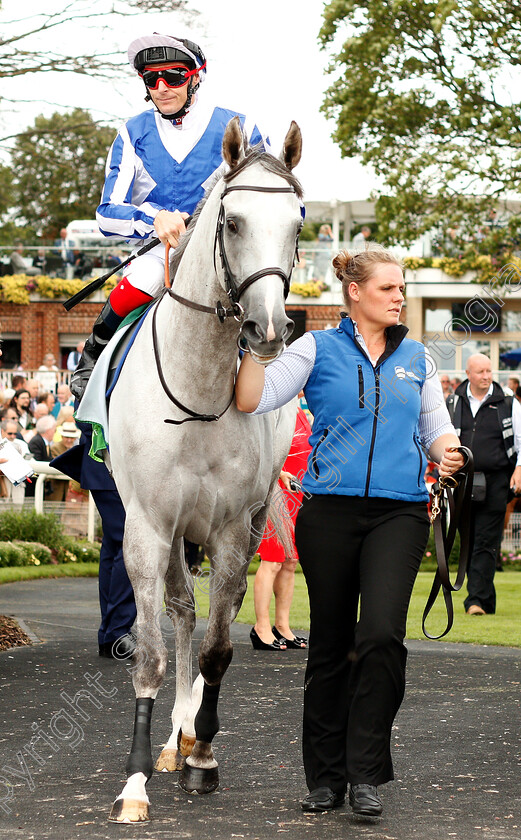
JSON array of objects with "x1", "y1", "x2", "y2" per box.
[{"x1": 145, "y1": 62, "x2": 199, "y2": 115}]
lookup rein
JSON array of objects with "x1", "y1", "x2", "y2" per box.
[
  {"x1": 154, "y1": 182, "x2": 298, "y2": 425},
  {"x1": 422, "y1": 446, "x2": 474, "y2": 639},
  {"x1": 151, "y1": 291, "x2": 235, "y2": 426}
]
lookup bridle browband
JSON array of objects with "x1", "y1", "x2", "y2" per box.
[{"x1": 153, "y1": 181, "x2": 300, "y2": 425}]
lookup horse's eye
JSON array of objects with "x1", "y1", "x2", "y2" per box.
[{"x1": 227, "y1": 219, "x2": 238, "y2": 234}]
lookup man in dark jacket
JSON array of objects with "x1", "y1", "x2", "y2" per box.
[
  {"x1": 446, "y1": 354, "x2": 521, "y2": 615},
  {"x1": 51, "y1": 419, "x2": 136, "y2": 660}
]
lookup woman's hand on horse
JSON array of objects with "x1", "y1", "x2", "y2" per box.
[
  {"x1": 154, "y1": 210, "x2": 190, "y2": 248},
  {"x1": 438, "y1": 446, "x2": 465, "y2": 478}
]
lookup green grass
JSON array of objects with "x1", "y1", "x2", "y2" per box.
[
  {"x1": 2, "y1": 562, "x2": 521, "y2": 648},
  {"x1": 188, "y1": 570, "x2": 521, "y2": 648},
  {"x1": 0, "y1": 562, "x2": 100, "y2": 585}
]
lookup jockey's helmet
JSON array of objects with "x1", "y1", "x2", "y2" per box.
[{"x1": 128, "y1": 34, "x2": 206, "y2": 79}]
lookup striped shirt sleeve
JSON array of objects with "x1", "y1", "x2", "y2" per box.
[
  {"x1": 252, "y1": 332, "x2": 316, "y2": 414},
  {"x1": 419, "y1": 347, "x2": 457, "y2": 450}
]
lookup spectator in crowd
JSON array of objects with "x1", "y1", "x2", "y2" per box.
[
  {"x1": 251, "y1": 406, "x2": 311, "y2": 651},
  {"x1": 236, "y1": 245, "x2": 463, "y2": 818},
  {"x1": 28, "y1": 415, "x2": 56, "y2": 462},
  {"x1": 11, "y1": 375, "x2": 27, "y2": 391},
  {"x1": 35, "y1": 353, "x2": 59, "y2": 394},
  {"x1": 52, "y1": 420, "x2": 137, "y2": 661},
  {"x1": 0, "y1": 406, "x2": 22, "y2": 426},
  {"x1": 352, "y1": 225, "x2": 372, "y2": 249},
  {"x1": 55, "y1": 405, "x2": 75, "y2": 428},
  {"x1": 32, "y1": 247, "x2": 47, "y2": 273},
  {"x1": 451, "y1": 376, "x2": 462, "y2": 391},
  {"x1": 314, "y1": 224, "x2": 334, "y2": 283},
  {"x1": 37, "y1": 391, "x2": 56, "y2": 414},
  {"x1": 507, "y1": 375, "x2": 520, "y2": 395},
  {"x1": 52, "y1": 383, "x2": 74, "y2": 418},
  {"x1": 54, "y1": 228, "x2": 75, "y2": 272},
  {"x1": 72, "y1": 249, "x2": 93, "y2": 279},
  {"x1": 0, "y1": 419, "x2": 29, "y2": 504},
  {"x1": 446, "y1": 354, "x2": 521, "y2": 615},
  {"x1": 26, "y1": 379, "x2": 41, "y2": 413},
  {"x1": 71, "y1": 31, "x2": 268, "y2": 399},
  {"x1": 439, "y1": 374, "x2": 453, "y2": 398},
  {"x1": 67, "y1": 341, "x2": 85, "y2": 372},
  {"x1": 49, "y1": 420, "x2": 80, "y2": 501},
  {"x1": 9, "y1": 388, "x2": 34, "y2": 433},
  {"x1": 1, "y1": 388, "x2": 14, "y2": 408},
  {"x1": 8, "y1": 243, "x2": 41, "y2": 276}
]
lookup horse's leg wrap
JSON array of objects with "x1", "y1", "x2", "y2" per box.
[
  {"x1": 179, "y1": 683, "x2": 221, "y2": 794},
  {"x1": 194, "y1": 682, "x2": 220, "y2": 744},
  {"x1": 126, "y1": 697, "x2": 155, "y2": 780}
]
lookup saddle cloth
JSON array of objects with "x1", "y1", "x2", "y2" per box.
[{"x1": 75, "y1": 303, "x2": 152, "y2": 461}]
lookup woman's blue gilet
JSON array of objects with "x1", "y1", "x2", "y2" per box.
[{"x1": 302, "y1": 317, "x2": 428, "y2": 502}]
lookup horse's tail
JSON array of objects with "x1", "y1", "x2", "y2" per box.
[{"x1": 266, "y1": 483, "x2": 297, "y2": 560}]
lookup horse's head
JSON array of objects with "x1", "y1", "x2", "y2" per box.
[{"x1": 220, "y1": 118, "x2": 303, "y2": 364}]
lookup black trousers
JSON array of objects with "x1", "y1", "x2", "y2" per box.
[
  {"x1": 295, "y1": 494, "x2": 430, "y2": 794},
  {"x1": 464, "y1": 469, "x2": 511, "y2": 615}
]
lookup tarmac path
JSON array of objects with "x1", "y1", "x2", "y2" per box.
[{"x1": 0, "y1": 578, "x2": 519, "y2": 840}]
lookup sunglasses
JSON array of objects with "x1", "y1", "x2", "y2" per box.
[{"x1": 140, "y1": 65, "x2": 201, "y2": 90}]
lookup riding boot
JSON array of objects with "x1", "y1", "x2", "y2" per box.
[{"x1": 70, "y1": 300, "x2": 124, "y2": 400}]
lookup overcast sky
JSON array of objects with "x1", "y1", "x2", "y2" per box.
[{"x1": 2, "y1": 0, "x2": 380, "y2": 203}]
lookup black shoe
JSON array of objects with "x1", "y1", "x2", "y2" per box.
[
  {"x1": 70, "y1": 300, "x2": 122, "y2": 400},
  {"x1": 99, "y1": 631, "x2": 136, "y2": 661},
  {"x1": 300, "y1": 787, "x2": 345, "y2": 813},
  {"x1": 272, "y1": 625, "x2": 307, "y2": 649},
  {"x1": 250, "y1": 626, "x2": 287, "y2": 650},
  {"x1": 349, "y1": 784, "x2": 382, "y2": 816}
]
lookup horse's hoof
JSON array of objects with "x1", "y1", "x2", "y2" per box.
[
  {"x1": 179, "y1": 763, "x2": 219, "y2": 794},
  {"x1": 155, "y1": 748, "x2": 184, "y2": 772},
  {"x1": 108, "y1": 798, "x2": 150, "y2": 822}
]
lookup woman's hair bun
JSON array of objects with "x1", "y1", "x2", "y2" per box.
[{"x1": 332, "y1": 250, "x2": 356, "y2": 279}]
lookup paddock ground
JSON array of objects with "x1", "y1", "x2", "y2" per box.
[{"x1": 0, "y1": 577, "x2": 519, "y2": 840}]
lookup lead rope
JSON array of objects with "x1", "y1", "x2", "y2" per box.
[{"x1": 422, "y1": 446, "x2": 474, "y2": 639}]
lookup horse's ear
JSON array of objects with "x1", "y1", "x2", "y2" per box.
[
  {"x1": 280, "y1": 121, "x2": 302, "y2": 171},
  {"x1": 223, "y1": 116, "x2": 246, "y2": 169}
]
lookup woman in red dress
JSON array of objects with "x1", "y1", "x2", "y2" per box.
[{"x1": 250, "y1": 405, "x2": 312, "y2": 650}]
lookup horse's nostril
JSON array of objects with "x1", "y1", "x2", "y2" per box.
[
  {"x1": 242, "y1": 321, "x2": 265, "y2": 342},
  {"x1": 282, "y1": 319, "x2": 294, "y2": 343}
]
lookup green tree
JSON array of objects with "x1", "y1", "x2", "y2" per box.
[
  {"x1": 320, "y1": 1, "x2": 521, "y2": 247},
  {"x1": 9, "y1": 109, "x2": 115, "y2": 238}
]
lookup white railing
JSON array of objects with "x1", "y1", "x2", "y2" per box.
[{"x1": 0, "y1": 369, "x2": 73, "y2": 390}]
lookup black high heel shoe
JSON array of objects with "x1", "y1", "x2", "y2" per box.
[
  {"x1": 272, "y1": 625, "x2": 307, "y2": 649},
  {"x1": 250, "y1": 627, "x2": 287, "y2": 650}
]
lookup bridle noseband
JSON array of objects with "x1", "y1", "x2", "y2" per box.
[{"x1": 153, "y1": 181, "x2": 300, "y2": 426}]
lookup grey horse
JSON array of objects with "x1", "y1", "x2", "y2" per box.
[{"x1": 105, "y1": 117, "x2": 303, "y2": 822}]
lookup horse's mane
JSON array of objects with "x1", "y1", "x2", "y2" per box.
[{"x1": 170, "y1": 147, "x2": 303, "y2": 279}]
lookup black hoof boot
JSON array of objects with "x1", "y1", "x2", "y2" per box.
[{"x1": 179, "y1": 763, "x2": 219, "y2": 794}]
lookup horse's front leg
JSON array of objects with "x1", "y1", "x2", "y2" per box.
[
  {"x1": 179, "y1": 522, "x2": 253, "y2": 794},
  {"x1": 155, "y1": 538, "x2": 197, "y2": 773},
  {"x1": 109, "y1": 517, "x2": 170, "y2": 823}
]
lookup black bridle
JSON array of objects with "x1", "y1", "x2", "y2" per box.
[{"x1": 154, "y1": 182, "x2": 300, "y2": 425}]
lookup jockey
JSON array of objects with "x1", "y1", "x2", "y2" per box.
[{"x1": 71, "y1": 33, "x2": 270, "y2": 399}]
